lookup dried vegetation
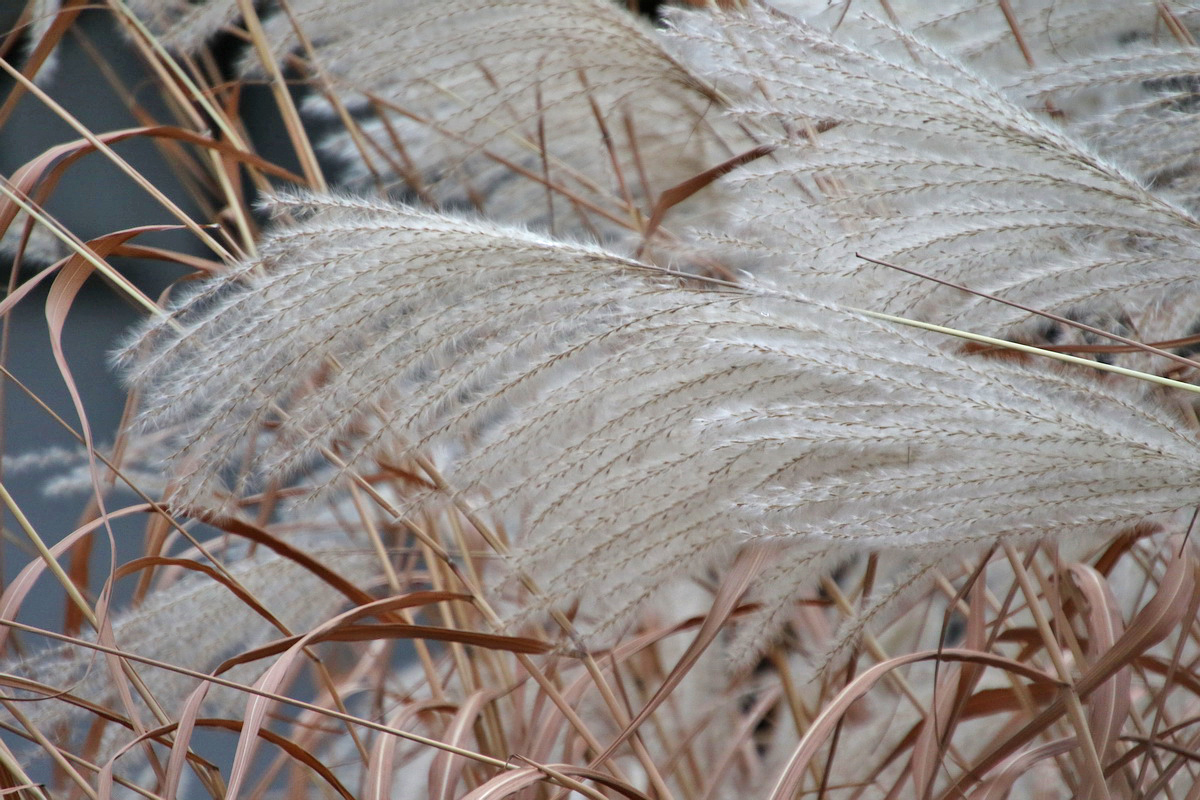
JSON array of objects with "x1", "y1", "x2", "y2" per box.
[{"x1": 2, "y1": 0, "x2": 1200, "y2": 798}]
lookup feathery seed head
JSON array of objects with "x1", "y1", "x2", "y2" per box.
[{"x1": 125, "y1": 190, "x2": 1200, "y2": 643}]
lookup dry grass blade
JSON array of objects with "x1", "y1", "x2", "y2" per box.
[
  {"x1": 947, "y1": 543, "x2": 1199, "y2": 794},
  {"x1": 461, "y1": 762, "x2": 652, "y2": 800},
  {"x1": 222, "y1": 592, "x2": 517, "y2": 800},
  {"x1": 967, "y1": 738, "x2": 1079, "y2": 800},
  {"x1": 588, "y1": 544, "x2": 773, "y2": 768},
  {"x1": 635, "y1": 143, "x2": 775, "y2": 260},
  {"x1": 908, "y1": 567, "x2": 989, "y2": 798},
  {"x1": 0, "y1": 58, "x2": 233, "y2": 262},
  {"x1": 428, "y1": 690, "x2": 494, "y2": 800},
  {"x1": 0, "y1": 504, "x2": 150, "y2": 650},
  {"x1": 97, "y1": 716, "x2": 356, "y2": 800},
  {"x1": 223, "y1": 623, "x2": 551, "y2": 666},
  {"x1": 1065, "y1": 564, "x2": 1131, "y2": 771},
  {"x1": 769, "y1": 649, "x2": 1062, "y2": 800}
]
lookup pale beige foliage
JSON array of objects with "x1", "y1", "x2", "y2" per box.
[{"x1": 118, "y1": 0, "x2": 754, "y2": 253}]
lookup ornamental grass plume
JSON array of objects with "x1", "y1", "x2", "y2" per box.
[
  {"x1": 119, "y1": 0, "x2": 1200, "y2": 646},
  {"x1": 121, "y1": 190, "x2": 1200, "y2": 644},
  {"x1": 674, "y1": 5, "x2": 1200, "y2": 336},
  {"x1": 119, "y1": 0, "x2": 756, "y2": 256},
  {"x1": 826, "y1": 0, "x2": 1200, "y2": 214},
  {"x1": 6, "y1": 1, "x2": 1200, "y2": 798}
]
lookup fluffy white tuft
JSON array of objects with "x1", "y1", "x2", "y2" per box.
[{"x1": 123, "y1": 191, "x2": 1200, "y2": 639}]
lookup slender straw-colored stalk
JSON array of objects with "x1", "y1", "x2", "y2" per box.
[
  {"x1": 0, "y1": 181, "x2": 164, "y2": 319},
  {"x1": 0, "y1": 58, "x2": 233, "y2": 263}
]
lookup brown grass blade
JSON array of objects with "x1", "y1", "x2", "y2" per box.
[
  {"x1": 102, "y1": 716, "x2": 355, "y2": 800},
  {"x1": 1066, "y1": 563, "x2": 1131, "y2": 768},
  {"x1": 587, "y1": 543, "x2": 773, "y2": 770},
  {"x1": 0, "y1": 504, "x2": 150, "y2": 653},
  {"x1": 948, "y1": 543, "x2": 1197, "y2": 794},
  {"x1": 636, "y1": 144, "x2": 774, "y2": 259},
  {"x1": 967, "y1": 738, "x2": 1079, "y2": 800},
  {"x1": 429, "y1": 690, "x2": 495, "y2": 800},
  {"x1": 461, "y1": 762, "x2": 652, "y2": 800},
  {"x1": 769, "y1": 650, "x2": 1061, "y2": 800}
]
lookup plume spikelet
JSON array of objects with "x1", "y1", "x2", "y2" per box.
[
  {"x1": 669, "y1": 7, "x2": 1200, "y2": 347},
  {"x1": 119, "y1": 0, "x2": 751, "y2": 252},
  {"x1": 124, "y1": 191, "x2": 1200, "y2": 639},
  {"x1": 779, "y1": 1, "x2": 1200, "y2": 207},
  {"x1": 866, "y1": 0, "x2": 1200, "y2": 214}
]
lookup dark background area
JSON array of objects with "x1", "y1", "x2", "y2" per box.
[
  {"x1": 0, "y1": 4, "x2": 303, "y2": 597},
  {"x1": 0, "y1": 7, "x2": 196, "y2": 606},
  {"x1": 0, "y1": 6, "x2": 301, "y2": 789}
]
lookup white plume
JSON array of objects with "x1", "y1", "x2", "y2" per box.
[
  {"x1": 668, "y1": 7, "x2": 1200, "y2": 349},
  {"x1": 122, "y1": 191, "x2": 1200, "y2": 639},
  {"x1": 118, "y1": 0, "x2": 755, "y2": 254}
]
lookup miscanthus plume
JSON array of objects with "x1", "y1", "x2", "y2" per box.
[{"x1": 124, "y1": 194, "x2": 1200, "y2": 649}]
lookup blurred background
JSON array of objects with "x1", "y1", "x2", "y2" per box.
[
  {"x1": 0, "y1": 4, "x2": 303, "y2": 593},
  {"x1": 0, "y1": 5, "x2": 303, "y2": 785}
]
